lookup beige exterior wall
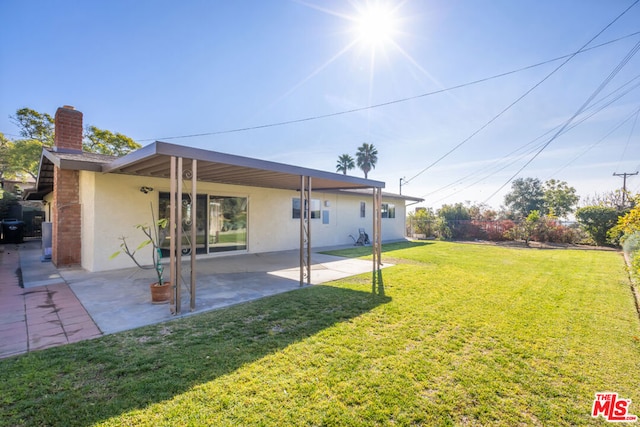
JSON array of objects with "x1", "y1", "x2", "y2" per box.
[{"x1": 77, "y1": 172, "x2": 408, "y2": 272}]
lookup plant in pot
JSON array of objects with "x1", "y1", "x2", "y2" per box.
[{"x1": 110, "y1": 204, "x2": 171, "y2": 304}]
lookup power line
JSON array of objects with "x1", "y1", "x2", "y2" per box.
[
  {"x1": 134, "y1": 31, "x2": 640, "y2": 143},
  {"x1": 483, "y1": 37, "x2": 640, "y2": 204},
  {"x1": 418, "y1": 76, "x2": 640, "y2": 203},
  {"x1": 550, "y1": 105, "x2": 640, "y2": 178},
  {"x1": 406, "y1": 0, "x2": 640, "y2": 186},
  {"x1": 616, "y1": 105, "x2": 640, "y2": 171}
]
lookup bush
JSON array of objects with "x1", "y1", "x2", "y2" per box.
[
  {"x1": 575, "y1": 206, "x2": 620, "y2": 246},
  {"x1": 621, "y1": 232, "x2": 640, "y2": 281},
  {"x1": 473, "y1": 220, "x2": 516, "y2": 241}
]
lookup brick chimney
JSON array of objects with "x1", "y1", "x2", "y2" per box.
[
  {"x1": 53, "y1": 105, "x2": 83, "y2": 153},
  {"x1": 51, "y1": 105, "x2": 82, "y2": 267}
]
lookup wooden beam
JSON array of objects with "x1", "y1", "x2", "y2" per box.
[
  {"x1": 169, "y1": 156, "x2": 176, "y2": 314},
  {"x1": 190, "y1": 159, "x2": 197, "y2": 311}
]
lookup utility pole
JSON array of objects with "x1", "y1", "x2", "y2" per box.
[
  {"x1": 613, "y1": 171, "x2": 638, "y2": 206},
  {"x1": 399, "y1": 177, "x2": 407, "y2": 195}
]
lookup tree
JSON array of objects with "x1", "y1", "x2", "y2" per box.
[
  {"x1": 408, "y1": 207, "x2": 436, "y2": 237},
  {"x1": 436, "y1": 203, "x2": 473, "y2": 240},
  {"x1": 84, "y1": 125, "x2": 140, "y2": 156},
  {"x1": 504, "y1": 177, "x2": 544, "y2": 218},
  {"x1": 3, "y1": 107, "x2": 141, "y2": 179},
  {"x1": 437, "y1": 203, "x2": 471, "y2": 221},
  {"x1": 582, "y1": 190, "x2": 631, "y2": 211},
  {"x1": 543, "y1": 179, "x2": 579, "y2": 219},
  {"x1": 468, "y1": 202, "x2": 497, "y2": 221},
  {"x1": 336, "y1": 154, "x2": 355, "y2": 175},
  {"x1": 0, "y1": 133, "x2": 11, "y2": 180},
  {"x1": 10, "y1": 108, "x2": 54, "y2": 146},
  {"x1": 608, "y1": 195, "x2": 640, "y2": 278},
  {"x1": 522, "y1": 210, "x2": 542, "y2": 246},
  {"x1": 356, "y1": 143, "x2": 378, "y2": 179},
  {"x1": 3, "y1": 139, "x2": 43, "y2": 180},
  {"x1": 608, "y1": 195, "x2": 640, "y2": 243},
  {"x1": 0, "y1": 188, "x2": 20, "y2": 219},
  {"x1": 575, "y1": 205, "x2": 620, "y2": 246}
]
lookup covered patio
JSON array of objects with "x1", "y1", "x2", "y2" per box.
[{"x1": 102, "y1": 141, "x2": 386, "y2": 314}]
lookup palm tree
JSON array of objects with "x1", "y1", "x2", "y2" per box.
[
  {"x1": 356, "y1": 143, "x2": 378, "y2": 179},
  {"x1": 336, "y1": 154, "x2": 355, "y2": 175}
]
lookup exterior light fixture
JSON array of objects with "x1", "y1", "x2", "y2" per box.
[{"x1": 139, "y1": 186, "x2": 154, "y2": 194}]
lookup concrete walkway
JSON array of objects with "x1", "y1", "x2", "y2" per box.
[{"x1": 1, "y1": 240, "x2": 387, "y2": 359}]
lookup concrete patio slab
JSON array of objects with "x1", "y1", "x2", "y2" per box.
[{"x1": 61, "y1": 250, "x2": 390, "y2": 334}]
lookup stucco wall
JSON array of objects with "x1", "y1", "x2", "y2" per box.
[{"x1": 78, "y1": 172, "x2": 408, "y2": 272}]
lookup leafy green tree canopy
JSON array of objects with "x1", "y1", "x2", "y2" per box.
[
  {"x1": 608, "y1": 194, "x2": 640, "y2": 243},
  {"x1": 543, "y1": 179, "x2": 579, "y2": 219},
  {"x1": 84, "y1": 125, "x2": 140, "y2": 156},
  {"x1": 575, "y1": 205, "x2": 620, "y2": 246},
  {"x1": 11, "y1": 108, "x2": 54, "y2": 146},
  {"x1": 504, "y1": 177, "x2": 544, "y2": 219},
  {"x1": 504, "y1": 177, "x2": 579, "y2": 219},
  {"x1": 3, "y1": 107, "x2": 141, "y2": 180},
  {"x1": 437, "y1": 203, "x2": 471, "y2": 221}
]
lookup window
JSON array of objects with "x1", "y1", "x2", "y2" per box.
[
  {"x1": 382, "y1": 203, "x2": 396, "y2": 219},
  {"x1": 360, "y1": 202, "x2": 366, "y2": 218},
  {"x1": 292, "y1": 198, "x2": 321, "y2": 219}
]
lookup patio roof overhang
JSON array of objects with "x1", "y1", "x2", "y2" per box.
[
  {"x1": 103, "y1": 141, "x2": 385, "y2": 313},
  {"x1": 30, "y1": 140, "x2": 386, "y2": 314},
  {"x1": 102, "y1": 141, "x2": 385, "y2": 191}
]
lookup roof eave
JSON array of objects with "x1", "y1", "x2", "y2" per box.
[{"x1": 102, "y1": 141, "x2": 385, "y2": 191}]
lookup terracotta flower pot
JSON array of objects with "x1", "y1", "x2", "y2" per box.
[{"x1": 150, "y1": 282, "x2": 171, "y2": 304}]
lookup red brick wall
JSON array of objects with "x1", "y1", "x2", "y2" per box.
[
  {"x1": 52, "y1": 105, "x2": 83, "y2": 266},
  {"x1": 52, "y1": 168, "x2": 82, "y2": 266},
  {"x1": 54, "y1": 106, "x2": 83, "y2": 152}
]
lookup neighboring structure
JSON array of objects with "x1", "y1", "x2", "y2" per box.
[{"x1": 28, "y1": 106, "x2": 422, "y2": 310}]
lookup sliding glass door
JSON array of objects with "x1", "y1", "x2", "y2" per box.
[
  {"x1": 159, "y1": 193, "x2": 247, "y2": 254},
  {"x1": 159, "y1": 193, "x2": 208, "y2": 255},
  {"x1": 209, "y1": 196, "x2": 247, "y2": 252}
]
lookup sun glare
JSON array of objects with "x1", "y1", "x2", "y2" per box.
[{"x1": 354, "y1": 3, "x2": 399, "y2": 49}]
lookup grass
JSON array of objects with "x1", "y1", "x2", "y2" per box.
[{"x1": 1, "y1": 241, "x2": 639, "y2": 426}]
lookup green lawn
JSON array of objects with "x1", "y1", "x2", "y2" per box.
[{"x1": 1, "y1": 241, "x2": 639, "y2": 426}]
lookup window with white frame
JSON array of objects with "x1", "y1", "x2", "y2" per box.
[
  {"x1": 292, "y1": 198, "x2": 321, "y2": 219},
  {"x1": 381, "y1": 203, "x2": 396, "y2": 219}
]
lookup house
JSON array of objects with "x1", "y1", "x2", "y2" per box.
[{"x1": 28, "y1": 106, "x2": 422, "y2": 308}]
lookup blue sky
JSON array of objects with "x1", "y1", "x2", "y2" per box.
[{"x1": 1, "y1": 0, "x2": 639, "y2": 211}]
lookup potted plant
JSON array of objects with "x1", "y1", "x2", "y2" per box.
[{"x1": 110, "y1": 204, "x2": 171, "y2": 304}]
